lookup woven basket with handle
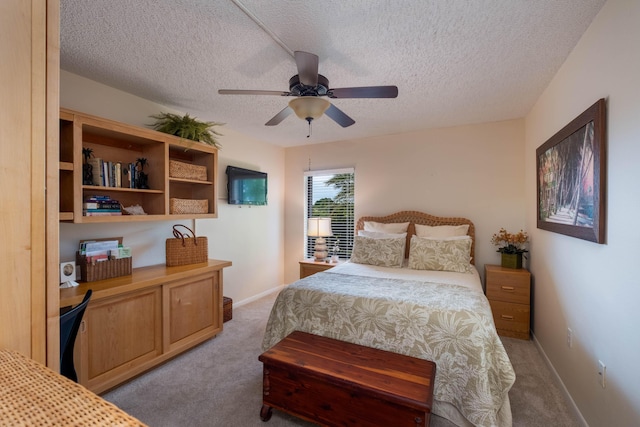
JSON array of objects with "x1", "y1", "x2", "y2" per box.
[{"x1": 165, "y1": 224, "x2": 208, "y2": 266}]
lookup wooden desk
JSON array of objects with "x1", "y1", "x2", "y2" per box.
[
  {"x1": 0, "y1": 349, "x2": 145, "y2": 425},
  {"x1": 60, "y1": 260, "x2": 232, "y2": 393}
]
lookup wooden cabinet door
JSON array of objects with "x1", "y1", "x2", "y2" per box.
[
  {"x1": 163, "y1": 272, "x2": 222, "y2": 354},
  {"x1": 0, "y1": 0, "x2": 58, "y2": 366},
  {"x1": 78, "y1": 287, "x2": 162, "y2": 392}
]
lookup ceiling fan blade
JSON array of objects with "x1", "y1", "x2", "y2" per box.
[
  {"x1": 265, "y1": 106, "x2": 293, "y2": 126},
  {"x1": 218, "y1": 89, "x2": 289, "y2": 96},
  {"x1": 324, "y1": 104, "x2": 355, "y2": 128},
  {"x1": 329, "y1": 85, "x2": 398, "y2": 99},
  {"x1": 294, "y1": 51, "x2": 319, "y2": 87}
]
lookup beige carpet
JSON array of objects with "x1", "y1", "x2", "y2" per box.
[{"x1": 103, "y1": 291, "x2": 581, "y2": 427}]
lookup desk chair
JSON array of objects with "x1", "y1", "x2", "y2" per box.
[{"x1": 60, "y1": 289, "x2": 92, "y2": 382}]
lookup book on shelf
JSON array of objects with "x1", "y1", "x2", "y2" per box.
[
  {"x1": 123, "y1": 163, "x2": 132, "y2": 188},
  {"x1": 84, "y1": 196, "x2": 121, "y2": 210},
  {"x1": 86, "y1": 195, "x2": 114, "y2": 201},
  {"x1": 84, "y1": 157, "x2": 142, "y2": 189},
  {"x1": 84, "y1": 208, "x2": 122, "y2": 212},
  {"x1": 83, "y1": 211, "x2": 123, "y2": 216},
  {"x1": 114, "y1": 162, "x2": 122, "y2": 187},
  {"x1": 87, "y1": 157, "x2": 103, "y2": 186},
  {"x1": 129, "y1": 163, "x2": 136, "y2": 188},
  {"x1": 102, "y1": 161, "x2": 109, "y2": 187},
  {"x1": 83, "y1": 204, "x2": 121, "y2": 210}
]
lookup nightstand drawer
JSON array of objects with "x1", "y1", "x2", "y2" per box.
[
  {"x1": 489, "y1": 300, "x2": 530, "y2": 340},
  {"x1": 485, "y1": 269, "x2": 530, "y2": 304},
  {"x1": 299, "y1": 260, "x2": 340, "y2": 279},
  {"x1": 485, "y1": 280, "x2": 529, "y2": 305}
]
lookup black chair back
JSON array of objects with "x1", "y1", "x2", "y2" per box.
[{"x1": 60, "y1": 289, "x2": 92, "y2": 382}]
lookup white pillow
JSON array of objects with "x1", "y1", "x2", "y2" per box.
[
  {"x1": 358, "y1": 230, "x2": 407, "y2": 239},
  {"x1": 363, "y1": 221, "x2": 410, "y2": 233},
  {"x1": 350, "y1": 236, "x2": 405, "y2": 268},
  {"x1": 408, "y1": 235, "x2": 473, "y2": 273},
  {"x1": 415, "y1": 224, "x2": 469, "y2": 238}
]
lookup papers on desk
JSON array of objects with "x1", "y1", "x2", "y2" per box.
[{"x1": 79, "y1": 238, "x2": 131, "y2": 263}]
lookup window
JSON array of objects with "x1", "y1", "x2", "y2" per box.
[{"x1": 304, "y1": 168, "x2": 355, "y2": 260}]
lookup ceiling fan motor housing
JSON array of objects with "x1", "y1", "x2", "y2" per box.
[{"x1": 288, "y1": 74, "x2": 330, "y2": 97}]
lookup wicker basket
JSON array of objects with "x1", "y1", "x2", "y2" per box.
[
  {"x1": 170, "y1": 198, "x2": 209, "y2": 214},
  {"x1": 76, "y1": 253, "x2": 132, "y2": 282},
  {"x1": 169, "y1": 160, "x2": 207, "y2": 181},
  {"x1": 165, "y1": 225, "x2": 208, "y2": 267},
  {"x1": 223, "y1": 296, "x2": 233, "y2": 322}
]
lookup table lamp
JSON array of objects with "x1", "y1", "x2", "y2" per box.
[{"x1": 307, "y1": 217, "x2": 333, "y2": 262}]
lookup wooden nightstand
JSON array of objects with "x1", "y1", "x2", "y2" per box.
[
  {"x1": 485, "y1": 264, "x2": 531, "y2": 340},
  {"x1": 299, "y1": 259, "x2": 340, "y2": 279}
]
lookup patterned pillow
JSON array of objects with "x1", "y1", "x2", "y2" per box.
[
  {"x1": 408, "y1": 235, "x2": 473, "y2": 273},
  {"x1": 350, "y1": 236, "x2": 405, "y2": 268}
]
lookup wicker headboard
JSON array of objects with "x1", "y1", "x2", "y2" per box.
[{"x1": 355, "y1": 210, "x2": 476, "y2": 264}]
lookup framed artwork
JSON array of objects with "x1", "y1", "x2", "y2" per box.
[{"x1": 536, "y1": 98, "x2": 606, "y2": 243}]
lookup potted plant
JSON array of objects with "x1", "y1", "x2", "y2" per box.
[
  {"x1": 491, "y1": 228, "x2": 529, "y2": 269},
  {"x1": 149, "y1": 112, "x2": 223, "y2": 148}
]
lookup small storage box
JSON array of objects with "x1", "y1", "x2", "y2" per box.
[
  {"x1": 76, "y1": 253, "x2": 132, "y2": 282},
  {"x1": 170, "y1": 198, "x2": 209, "y2": 214},
  {"x1": 169, "y1": 160, "x2": 207, "y2": 181},
  {"x1": 223, "y1": 297, "x2": 233, "y2": 322}
]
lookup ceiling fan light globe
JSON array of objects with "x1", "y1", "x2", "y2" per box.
[{"x1": 289, "y1": 97, "x2": 330, "y2": 121}]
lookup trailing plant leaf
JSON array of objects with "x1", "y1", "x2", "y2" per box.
[{"x1": 149, "y1": 112, "x2": 223, "y2": 148}]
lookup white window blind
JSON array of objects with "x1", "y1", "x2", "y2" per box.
[{"x1": 304, "y1": 168, "x2": 355, "y2": 260}]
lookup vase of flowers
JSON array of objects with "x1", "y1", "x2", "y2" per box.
[{"x1": 491, "y1": 228, "x2": 529, "y2": 269}]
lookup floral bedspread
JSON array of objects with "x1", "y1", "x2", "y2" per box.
[{"x1": 262, "y1": 271, "x2": 515, "y2": 427}]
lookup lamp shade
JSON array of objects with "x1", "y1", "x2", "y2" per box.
[
  {"x1": 289, "y1": 97, "x2": 330, "y2": 120},
  {"x1": 307, "y1": 217, "x2": 333, "y2": 237}
]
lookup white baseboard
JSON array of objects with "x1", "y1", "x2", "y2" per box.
[
  {"x1": 530, "y1": 332, "x2": 589, "y2": 427},
  {"x1": 233, "y1": 285, "x2": 285, "y2": 308}
]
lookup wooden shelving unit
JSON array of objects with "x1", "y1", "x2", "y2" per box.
[{"x1": 59, "y1": 108, "x2": 218, "y2": 223}]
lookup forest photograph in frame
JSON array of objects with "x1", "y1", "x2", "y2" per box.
[{"x1": 536, "y1": 98, "x2": 606, "y2": 243}]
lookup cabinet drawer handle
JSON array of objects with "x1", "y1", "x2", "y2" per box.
[
  {"x1": 501, "y1": 286, "x2": 515, "y2": 292},
  {"x1": 501, "y1": 314, "x2": 514, "y2": 320}
]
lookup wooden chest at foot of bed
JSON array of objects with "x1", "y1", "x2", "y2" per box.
[{"x1": 258, "y1": 331, "x2": 436, "y2": 427}]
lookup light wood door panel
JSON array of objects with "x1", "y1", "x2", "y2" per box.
[
  {"x1": 83, "y1": 288, "x2": 162, "y2": 387},
  {"x1": 0, "y1": 0, "x2": 58, "y2": 365},
  {"x1": 164, "y1": 272, "x2": 222, "y2": 353}
]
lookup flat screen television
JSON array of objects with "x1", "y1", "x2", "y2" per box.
[{"x1": 226, "y1": 166, "x2": 268, "y2": 206}]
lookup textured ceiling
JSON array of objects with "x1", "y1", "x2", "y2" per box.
[{"x1": 60, "y1": 0, "x2": 606, "y2": 147}]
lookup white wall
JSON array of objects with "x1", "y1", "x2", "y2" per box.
[
  {"x1": 283, "y1": 119, "x2": 526, "y2": 284},
  {"x1": 60, "y1": 71, "x2": 285, "y2": 304},
  {"x1": 524, "y1": 0, "x2": 640, "y2": 425}
]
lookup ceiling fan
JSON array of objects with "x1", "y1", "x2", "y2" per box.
[{"x1": 218, "y1": 51, "x2": 398, "y2": 131}]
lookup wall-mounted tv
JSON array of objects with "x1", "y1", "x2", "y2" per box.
[{"x1": 226, "y1": 166, "x2": 268, "y2": 206}]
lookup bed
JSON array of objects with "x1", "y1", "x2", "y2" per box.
[{"x1": 262, "y1": 211, "x2": 515, "y2": 427}]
